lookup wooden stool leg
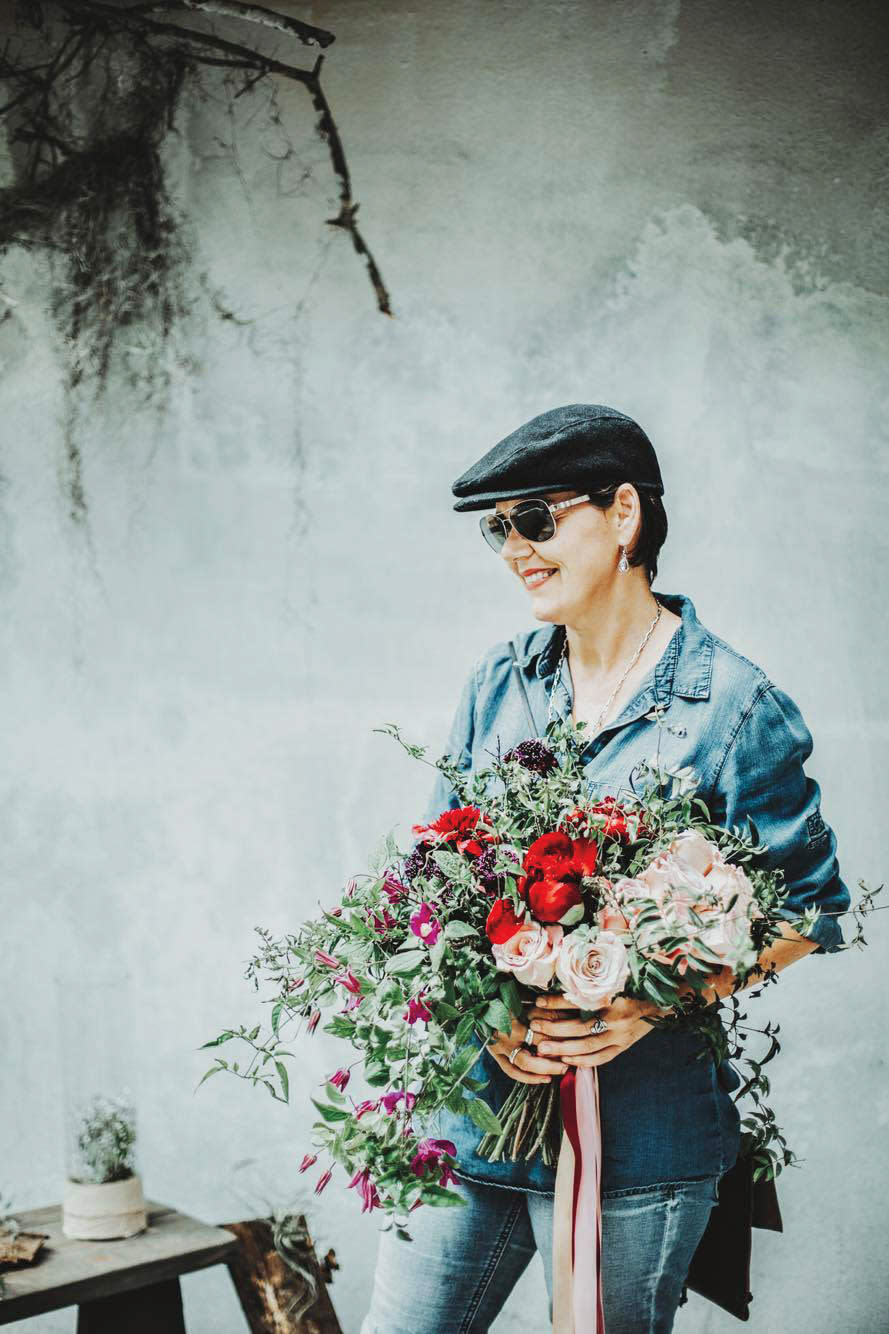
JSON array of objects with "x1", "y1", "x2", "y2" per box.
[{"x1": 77, "y1": 1277, "x2": 187, "y2": 1333}]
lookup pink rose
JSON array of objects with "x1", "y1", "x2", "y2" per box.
[
  {"x1": 492, "y1": 922, "x2": 563, "y2": 988},
  {"x1": 555, "y1": 927, "x2": 629, "y2": 1010},
  {"x1": 666, "y1": 829, "x2": 725, "y2": 877}
]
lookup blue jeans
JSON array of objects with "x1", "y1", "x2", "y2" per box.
[{"x1": 360, "y1": 1171, "x2": 721, "y2": 1333}]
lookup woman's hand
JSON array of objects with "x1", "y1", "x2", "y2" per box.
[
  {"x1": 526, "y1": 992, "x2": 664, "y2": 1068},
  {"x1": 486, "y1": 1009, "x2": 570, "y2": 1085}
]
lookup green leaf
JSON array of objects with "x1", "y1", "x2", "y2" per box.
[
  {"x1": 443, "y1": 919, "x2": 477, "y2": 939},
  {"x1": 310, "y1": 1097, "x2": 351, "y2": 1123},
  {"x1": 451, "y1": 1045, "x2": 483, "y2": 1081},
  {"x1": 275, "y1": 1061, "x2": 290, "y2": 1103},
  {"x1": 481, "y1": 999, "x2": 514, "y2": 1035},
  {"x1": 271, "y1": 1001, "x2": 284, "y2": 1036},
  {"x1": 432, "y1": 850, "x2": 469, "y2": 879},
  {"x1": 498, "y1": 977, "x2": 524, "y2": 1019},
  {"x1": 195, "y1": 1066, "x2": 224, "y2": 1091},
  {"x1": 465, "y1": 1098, "x2": 503, "y2": 1135},
  {"x1": 200, "y1": 1032, "x2": 234, "y2": 1049},
  {"x1": 387, "y1": 950, "x2": 427, "y2": 975},
  {"x1": 429, "y1": 936, "x2": 446, "y2": 972},
  {"x1": 454, "y1": 1013, "x2": 476, "y2": 1047},
  {"x1": 423, "y1": 1185, "x2": 465, "y2": 1207}
]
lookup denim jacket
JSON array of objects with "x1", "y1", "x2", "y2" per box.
[{"x1": 415, "y1": 590, "x2": 850, "y2": 1195}]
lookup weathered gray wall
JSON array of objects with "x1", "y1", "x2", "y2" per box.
[{"x1": 2, "y1": 2, "x2": 887, "y2": 1330}]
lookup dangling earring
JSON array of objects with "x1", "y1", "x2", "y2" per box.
[{"x1": 618, "y1": 544, "x2": 629, "y2": 572}]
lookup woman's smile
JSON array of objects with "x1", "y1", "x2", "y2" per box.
[{"x1": 522, "y1": 568, "x2": 559, "y2": 589}]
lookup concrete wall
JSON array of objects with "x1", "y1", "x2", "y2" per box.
[{"x1": 1, "y1": 2, "x2": 886, "y2": 1329}]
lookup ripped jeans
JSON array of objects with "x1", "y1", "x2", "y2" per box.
[{"x1": 360, "y1": 1171, "x2": 721, "y2": 1334}]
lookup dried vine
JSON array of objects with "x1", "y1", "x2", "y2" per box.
[{"x1": 0, "y1": 0, "x2": 392, "y2": 521}]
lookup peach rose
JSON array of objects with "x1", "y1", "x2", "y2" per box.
[
  {"x1": 666, "y1": 829, "x2": 725, "y2": 877},
  {"x1": 555, "y1": 927, "x2": 629, "y2": 1010},
  {"x1": 492, "y1": 922, "x2": 563, "y2": 988}
]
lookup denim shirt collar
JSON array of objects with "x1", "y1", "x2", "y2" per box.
[{"x1": 522, "y1": 590, "x2": 714, "y2": 705}]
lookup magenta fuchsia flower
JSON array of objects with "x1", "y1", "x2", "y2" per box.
[
  {"x1": 329, "y1": 1068, "x2": 351, "y2": 1091},
  {"x1": 409, "y1": 902, "x2": 441, "y2": 946},
  {"x1": 348, "y1": 1166, "x2": 382, "y2": 1214},
  {"x1": 329, "y1": 907, "x2": 343, "y2": 918},
  {"x1": 333, "y1": 970, "x2": 365, "y2": 1013},
  {"x1": 288, "y1": 976, "x2": 305, "y2": 991},
  {"x1": 314, "y1": 1166, "x2": 333, "y2": 1194},
  {"x1": 381, "y1": 1089, "x2": 417, "y2": 1115},
  {"x1": 352, "y1": 1098, "x2": 380, "y2": 1119},
  {"x1": 307, "y1": 1009, "x2": 321, "y2": 1034},
  {"x1": 403, "y1": 990, "x2": 433, "y2": 1025},
  {"x1": 314, "y1": 948, "x2": 340, "y2": 969},
  {"x1": 410, "y1": 1137, "x2": 458, "y2": 1181},
  {"x1": 298, "y1": 1153, "x2": 317, "y2": 1173},
  {"x1": 438, "y1": 1162, "x2": 460, "y2": 1188}
]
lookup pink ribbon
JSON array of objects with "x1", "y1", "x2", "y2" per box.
[{"x1": 552, "y1": 1066, "x2": 605, "y2": 1333}]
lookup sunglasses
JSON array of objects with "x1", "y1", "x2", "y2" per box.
[{"x1": 479, "y1": 494, "x2": 591, "y2": 552}]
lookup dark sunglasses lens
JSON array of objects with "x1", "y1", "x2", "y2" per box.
[
  {"x1": 480, "y1": 514, "x2": 507, "y2": 550},
  {"x1": 511, "y1": 501, "x2": 556, "y2": 542}
]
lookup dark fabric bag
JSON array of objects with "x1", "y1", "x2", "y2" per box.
[{"x1": 684, "y1": 1152, "x2": 783, "y2": 1321}]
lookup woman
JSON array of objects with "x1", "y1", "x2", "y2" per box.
[{"x1": 360, "y1": 404, "x2": 850, "y2": 1334}]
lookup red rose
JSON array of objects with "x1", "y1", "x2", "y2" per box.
[
  {"x1": 517, "y1": 828, "x2": 597, "y2": 924},
  {"x1": 485, "y1": 898, "x2": 526, "y2": 944},
  {"x1": 411, "y1": 805, "x2": 498, "y2": 858},
  {"x1": 526, "y1": 877, "x2": 583, "y2": 924}
]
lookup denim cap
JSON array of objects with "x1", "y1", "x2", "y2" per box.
[{"x1": 450, "y1": 403, "x2": 665, "y2": 512}]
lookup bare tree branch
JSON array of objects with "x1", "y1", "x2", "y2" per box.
[{"x1": 135, "y1": 1, "x2": 335, "y2": 49}]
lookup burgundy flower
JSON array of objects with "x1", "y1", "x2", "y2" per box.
[
  {"x1": 367, "y1": 906, "x2": 397, "y2": 934},
  {"x1": 288, "y1": 976, "x2": 305, "y2": 991},
  {"x1": 348, "y1": 1166, "x2": 382, "y2": 1214},
  {"x1": 314, "y1": 948, "x2": 340, "y2": 969},
  {"x1": 503, "y1": 739, "x2": 558, "y2": 775},
  {"x1": 329, "y1": 1068, "x2": 350, "y2": 1091},
  {"x1": 438, "y1": 1162, "x2": 460, "y2": 1188},
  {"x1": 307, "y1": 1009, "x2": 321, "y2": 1034},
  {"x1": 403, "y1": 842, "x2": 435, "y2": 885},
  {"x1": 381, "y1": 1089, "x2": 417, "y2": 1115},
  {"x1": 314, "y1": 1166, "x2": 333, "y2": 1194},
  {"x1": 298, "y1": 1153, "x2": 317, "y2": 1173},
  {"x1": 352, "y1": 1098, "x2": 380, "y2": 1120},
  {"x1": 403, "y1": 990, "x2": 433, "y2": 1025},
  {"x1": 410, "y1": 1137, "x2": 458, "y2": 1179},
  {"x1": 409, "y1": 902, "x2": 441, "y2": 946},
  {"x1": 382, "y1": 872, "x2": 410, "y2": 904}
]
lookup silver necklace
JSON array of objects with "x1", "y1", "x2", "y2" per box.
[{"x1": 547, "y1": 600, "x2": 663, "y2": 733}]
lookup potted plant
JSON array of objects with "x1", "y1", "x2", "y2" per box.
[{"x1": 62, "y1": 1092, "x2": 147, "y2": 1239}]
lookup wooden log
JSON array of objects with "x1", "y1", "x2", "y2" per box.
[{"x1": 220, "y1": 1217, "x2": 343, "y2": 1334}]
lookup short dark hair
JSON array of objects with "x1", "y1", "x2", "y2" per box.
[{"x1": 585, "y1": 481, "x2": 668, "y2": 585}]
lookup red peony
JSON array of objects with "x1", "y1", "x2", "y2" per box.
[
  {"x1": 485, "y1": 897, "x2": 527, "y2": 944},
  {"x1": 411, "y1": 806, "x2": 498, "y2": 857}
]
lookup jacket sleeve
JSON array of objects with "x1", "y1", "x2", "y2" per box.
[
  {"x1": 413, "y1": 657, "x2": 480, "y2": 834},
  {"x1": 708, "y1": 681, "x2": 850, "y2": 954}
]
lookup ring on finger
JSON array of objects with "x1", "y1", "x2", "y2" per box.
[
  {"x1": 590, "y1": 1018, "x2": 608, "y2": 1035},
  {"x1": 507, "y1": 1045, "x2": 523, "y2": 1066}
]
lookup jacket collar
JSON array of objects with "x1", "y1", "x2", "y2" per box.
[{"x1": 523, "y1": 590, "x2": 713, "y2": 702}]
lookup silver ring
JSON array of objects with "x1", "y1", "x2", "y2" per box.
[
  {"x1": 507, "y1": 1045, "x2": 522, "y2": 1066},
  {"x1": 590, "y1": 1018, "x2": 608, "y2": 1035}
]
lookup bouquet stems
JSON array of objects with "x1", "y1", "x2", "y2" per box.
[{"x1": 476, "y1": 1081, "x2": 563, "y2": 1167}]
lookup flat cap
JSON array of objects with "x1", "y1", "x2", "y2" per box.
[{"x1": 450, "y1": 403, "x2": 664, "y2": 512}]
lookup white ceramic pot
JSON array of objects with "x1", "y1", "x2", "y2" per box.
[{"x1": 62, "y1": 1172, "x2": 148, "y2": 1240}]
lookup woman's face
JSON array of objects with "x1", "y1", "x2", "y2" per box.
[{"x1": 494, "y1": 486, "x2": 638, "y2": 621}]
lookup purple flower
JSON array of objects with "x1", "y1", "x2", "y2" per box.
[
  {"x1": 503, "y1": 739, "x2": 558, "y2": 775},
  {"x1": 473, "y1": 845, "x2": 521, "y2": 897},
  {"x1": 403, "y1": 843, "x2": 434, "y2": 885},
  {"x1": 381, "y1": 1089, "x2": 417, "y2": 1115},
  {"x1": 314, "y1": 1166, "x2": 333, "y2": 1194},
  {"x1": 298, "y1": 1153, "x2": 317, "y2": 1173},
  {"x1": 307, "y1": 1009, "x2": 321, "y2": 1034},
  {"x1": 410, "y1": 1137, "x2": 458, "y2": 1179},
  {"x1": 329, "y1": 1068, "x2": 350, "y2": 1091},
  {"x1": 403, "y1": 990, "x2": 433, "y2": 1025},
  {"x1": 314, "y1": 948, "x2": 340, "y2": 969},
  {"x1": 438, "y1": 1163, "x2": 460, "y2": 1188},
  {"x1": 348, "y1": 1166, "x2": 382, "y2": 1214},
  {"x1": 352, "y1": 1098, "x2": 380, "y2": 1120},
  {"x1": 409, "y1": 902, "x2": 441, "y2": 946},
  {"x1": 382, "y1": 872, "x2": 410, "y2": 904}
]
